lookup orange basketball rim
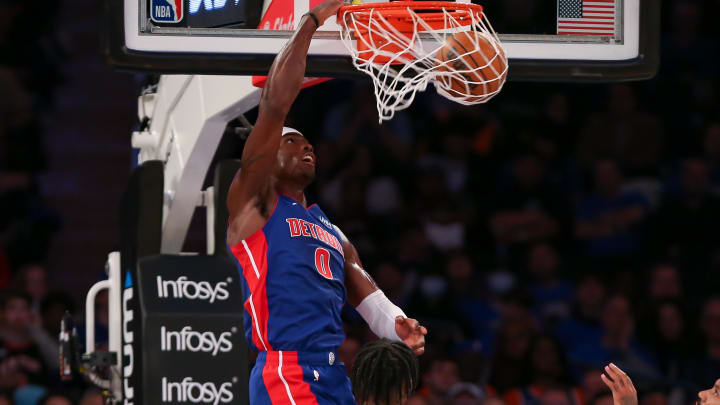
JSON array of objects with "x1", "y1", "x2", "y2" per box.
[{"x1": 337, "y1": 1, "x2": 485, "y2": 64}]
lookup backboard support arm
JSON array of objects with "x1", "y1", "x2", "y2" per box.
[{"x1": 132, "y1": 75, "x2": 262, "y2": 253}]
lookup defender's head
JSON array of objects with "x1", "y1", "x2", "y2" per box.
[
  {"x1": 351, "y1": 339, "x2": 419, "y2": 405},
  {"x1": 275, "y1": 127, "x2": 315, "y2": 186}
]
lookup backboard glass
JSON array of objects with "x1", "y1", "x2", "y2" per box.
[{"x1": 105, "y1": 0, "x2": 659, "y2": 81}]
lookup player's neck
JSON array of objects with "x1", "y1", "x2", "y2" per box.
[{"x1": 276, "y1": 184, "x2": 307, "y2": 208}]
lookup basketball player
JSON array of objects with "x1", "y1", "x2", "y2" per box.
[
  {"x1": 351, "y1": 339, "x2": 419, "y2": 405},
  {"x1": 226, "y1": 0, "x2": 427, "y2": 404},
  {"x1": 600, "y1": 363, "x2": 637, "y2": 405},
  {"x1": 699, "y1": 379, "x2": 720, "y2": 405},
  {"x1": 602, "y1": 363, "x2": 720, "y2": 405}
]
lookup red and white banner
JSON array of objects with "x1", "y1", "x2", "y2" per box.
[{"x1": 252, "y1": 0, "x2": 332, "y2": 88}]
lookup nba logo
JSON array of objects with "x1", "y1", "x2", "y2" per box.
[{"x1": 151, "y1": 0, "x2": 184, "y2": 23}]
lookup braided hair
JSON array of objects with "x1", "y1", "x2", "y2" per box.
[{"x1": 351, "y1": 339, "x2": 419, "y2": 405}]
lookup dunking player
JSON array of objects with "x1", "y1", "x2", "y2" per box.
[{"x1": 226, "y1": 0, "x2": 427, "y2": 404}]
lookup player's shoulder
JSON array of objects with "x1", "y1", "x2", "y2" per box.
[{"x1": 331, "y1": 223, "x2": 351, "y2": 246}]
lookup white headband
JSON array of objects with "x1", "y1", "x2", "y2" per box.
[{"x1": 282, "y1": 127, "x2": 303, "y2": 137}]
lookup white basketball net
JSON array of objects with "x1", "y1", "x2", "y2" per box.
[{"x1": 338, "y1": 3, "x2": 508, "y2": 122}]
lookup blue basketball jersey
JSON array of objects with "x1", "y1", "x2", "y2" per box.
[{"x1": 229, "y1": 195, "x2": 347, "y2": 352}]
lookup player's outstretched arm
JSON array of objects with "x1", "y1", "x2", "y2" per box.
[
  {"x1": 338, "y1": 227, "x2": 427, "y2": 355},
  {"x1": 601, "y1": 363, "x2": 638, "y2": 405},
  {"x1": 227, "y1": 0, "x2": 343, "y2": 221}
]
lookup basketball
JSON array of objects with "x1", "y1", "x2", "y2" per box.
[{"x1": 434, "y1": 31, "x2": 508, "y2": 102}]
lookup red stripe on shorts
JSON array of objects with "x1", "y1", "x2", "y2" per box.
[{"x1": 262, "y1": 351, "x2": 320, "y2": 405}]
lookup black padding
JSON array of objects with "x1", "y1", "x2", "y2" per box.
[
  {"x1": 119, "y1": 160, "x2": 164, "y2": 269},
  {"x1": 213, "y1": 159, "x2": 242, "y2": 256},
  {"x1": 118, "y1": 160, "x2": 164, "y2": 405},
  {"x1": 134, "y1": 255, "x2": 249, "y2": 405}
]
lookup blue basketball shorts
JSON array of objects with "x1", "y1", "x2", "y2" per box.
[{"x1": 249, "y1": 350, "x2": 356, "y2": 405}]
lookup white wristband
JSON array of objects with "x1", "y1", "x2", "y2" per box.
[{"x1": 355, "y1": 290, "x2": 407, "y2": 341}]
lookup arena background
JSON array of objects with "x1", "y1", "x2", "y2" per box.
[{"x1": 1, "y1": 0, "x2": 719, "y2": 404}]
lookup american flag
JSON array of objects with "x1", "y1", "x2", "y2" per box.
[{"x1": 557, "y1": 0, "x2": 616, "y2": 36}]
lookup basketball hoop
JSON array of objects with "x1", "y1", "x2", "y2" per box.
[{"x1": 337, "y1": 1, "x2": 508, "y2": 122}]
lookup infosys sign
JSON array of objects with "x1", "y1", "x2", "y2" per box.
[
  {"x1": 156, "y1": 276, "x2": 230, "y2": 303},
  {"x1": 125, "y1": 255, "x2": 249, "y2": 405},
  {"x1": 161, "y1": 377, "x2": 235, "y2": 405},
  {"x1": 160, "y1": 326, "x2": 235, "y2": 356}
]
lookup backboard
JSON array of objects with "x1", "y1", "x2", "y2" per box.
[{"x1": 105, "y1": 0, "x2": 659, "y2": 81}]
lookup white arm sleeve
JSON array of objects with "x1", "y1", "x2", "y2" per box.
[{"x1": 355, "y1": 290, "x2": 407, "y2": 341}]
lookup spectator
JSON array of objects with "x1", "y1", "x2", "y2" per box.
[
  {"x1": 538, "y1": 390, "x2": 575, "y2": 405},
  {"x1": 374, "y1": 261, "x2": 411, "y2": 308},
  {"x1": 39, "y1": 292, "x2": 73, "y2": 339},
  {"x1": 13, "y1": 385, "x2": 46, "y2": 405},
  {"x1": 416, "y1": 132, "x2": 474, "y2": 194},
  {"x1": 0, "y1": 291, "x2": 52, "y2": 389},
  {"x1": 642, "y1": 300, "x2": 692, "y2": 379},
  {"x1": 12, "y1": 264, "x2": 47, "y2": 313},
  {"x1": 322, "y1": 83, "x2": 414, "y2": 163},
  {"x1": 406, "y1": 395, "x2": 430, "y2": 405},
  {"x1": 490, "y1": 152, "x2": 571, "y2": 269},
  {"x1": 320, "y1": 145, "x2": 373, "y2": 216},
  {"x1": 414, "y1": 168, "x2": 469, "y2": 252},
  {"x1": 554, "y1": 274, "x2": 606, "y2": 353},
  {"x1": 684, "y1": 296, "x2": 720, "y2": 390},
  {"x1": 503, "y1": 336, "x2": 582, "y2": 405},
  {"x1": 525, "y1": 243, "x2": 573, "y2": 323},
  {"x1": 448, "y1": 382, "x2": 487, "y2": 405},
  {"x1": 639, "y1": 390, "x2": 668, "y2": 405},
  {"x1": 77, "y1": 389, "x2": 103, "y2": 405},
  {"x1": 446, "y1": 252, "x2": 499, "y2": 342},
  {"x1": 575, "y1": 159, "x2": 650, "y2": 261},
  {"x1": 647, "y1": 265, "x2": 683, "y2": 302},
  {"x1": 0, "y1": 391, "x2": 11, "y2": 405},
  {"x1": 538, "y1": 92, "x2": 578, "y2": 159},
  {"x1": 588, "y1": 392, "x2": 614, "y2": 405},
  {"x1": 569, "y1": 296, "x2": 659, "y2": 385},
  {"x1": 487, "y1": 315, "x2": 537, "y2": 393},
  {"x1": 653, "y1": 159, "x2": 720, "y2": 277},
  {"x1": 483, "y1": 399, "x2": 506, "y2": 405},
  {"x1": 418, "y1": 357, "x2": 461, "y2": 405},
  {"x1": 580, "y1": 368, "x2": 608, "y2": 402},
  {"x1": 38, "y1": 392, "x2": 74, "y2": 405},
  {"x1": 394, "y1": 224, "x2": 436, "y2": 275},
  {"x1": 0, "y1": 251, "x2": 10, "y2": 290},
  {"x1": 577, "y1": 84, "x2": 664, "y2": 175}
]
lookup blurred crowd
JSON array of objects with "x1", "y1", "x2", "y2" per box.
[
  {"x1": 0, "y1": 0, "x2": 98, "y2": 404},
  {"x1": 283, "y1": 1, "x2": 720, "y2": 405},
  {"x1": 0, "y1": 0, "x2": 719, "y2": 404}
]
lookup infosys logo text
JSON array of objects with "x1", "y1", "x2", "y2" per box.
[
  {"x1": 161, "y1": 377, "x2": 234, "y2": 405},
  {"x1": 160, "y1": 326, "x2": 235, "y2": 356},
  {"x1": 156, "y1": 276, "x2": 230, "y2": 303}
]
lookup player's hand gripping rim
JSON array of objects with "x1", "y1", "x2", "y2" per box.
[{"x1": 309, "y1": 0, "x2": 344, "y2": 26}]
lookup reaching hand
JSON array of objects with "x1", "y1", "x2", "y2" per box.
[
  {"x1": 395, "y1": 317, "x2": 427, "y2": 355},
  {"x1": 601, "y1": 363, "x2": 638, "y2": 405},
  {"x1": 310, "y1": 0, "x2": 344, "y2": 25}
]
